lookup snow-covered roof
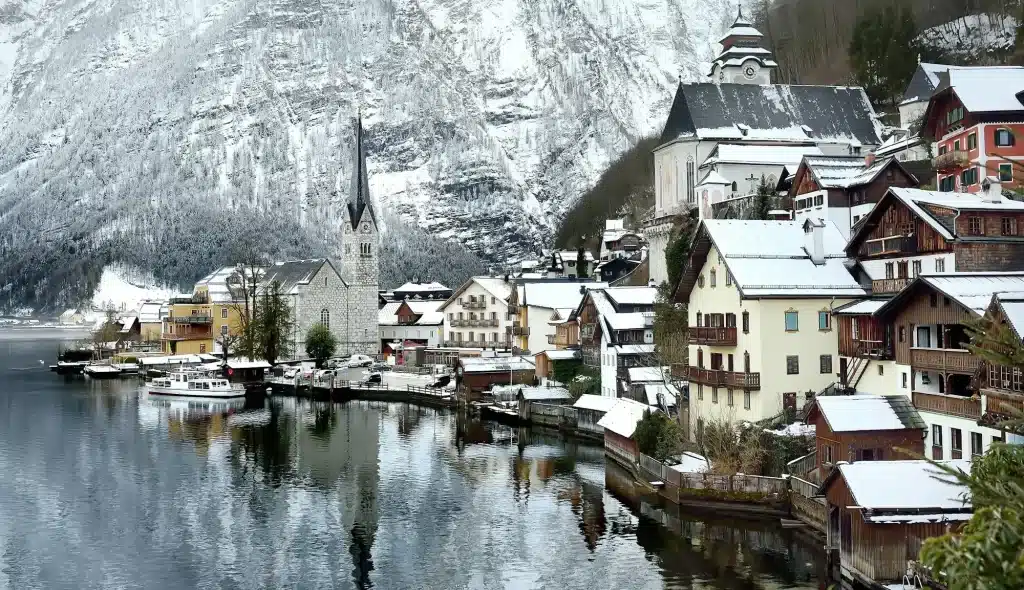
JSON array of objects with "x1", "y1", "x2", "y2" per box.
[
  {"x1": 920, "y1": 273, "x2": 1024, "y2": 314},
  {"x1": 812, "y1": 395, "x2": 925, "y2": 432},
  {"x1": 573, "y1": 394, "x2": 620, "y2": 413},
  {"x1": 227, "y1": 359, "x2": 272, "y2": 370},
  {"x1": 378, "y1": 300, "x2": 445, "y2": 326},
  {"x1": 878, "y1": 189, "x2": 1024, "y2": 244},
  {"x1": 703, "y1": 144, "x2": 823, "y2": 168},
  {"x1": 547, "y1": 308, "x2": 575, "y2": 325},
  {"x1": 138, "y1": 354, "x2": 206, "y2": 366},
  {"x1": 260, "y1": 259, "x2": 341, "y2": 296},
  {"x1": 801, "y1": 155, "x2": 908, "y2": 189},
  {"x1": 942, "y1": 66, "x2": 1024, "y2": 113},
  {"x1": 831, "y1": 460, "x2": 971, "y2": 511},
  {"x1": 605, "y1": 286, "x2": 657, "y2": 306},
  {"x1": 697, "y1": 170, "x2": 732, "y2": 186},
  {"x1": 596, "y1": 398, "x2": 652, "y2": 438},
  {"x1": 833, "y1": 299, "x2": 887, "y2": 315},
  {"x1": 393, "y1": 281, "x2": 450, "y2": 293},
  {"x1": 995, "y1": 294, "x2": 1024, "y2": 338},
  {"x1": 517, "y1": 386, "x2": 572, "y2": 402},
  {"x1": 900, "y1": 63, "x2": 965, "y2": 105},
  {"x1": 660, "y1": 84, "x2": 882, "y2": 147},
  {"x1": 588, "y1": 288, "x2": 655, "y2": 333},
  {"x1": 700, "y1": 220, "x2": 866, "y2": 298},
  {"x1": 119, "y1": 317, "x2": 138, "y2": 333},
  {"x1": 195, "y1": 266, "x2": 253, "y2": 304},
  {"x1": 60, "y1": 309, "x2": 79, "y2": 318},
  {"x1": 613, "y1": 344, "x2": 655, "y2": 355},
  {"x1": 670, "y1": 451, "x2": 710, "y2": 474},
  {"x1": 138, "y1": 301, "x2": 164, "y2": 324},
  {"x1": 874, "y1": 133, "x2": 923, "y2": 157},
  {"x1": 538, "y1": 349, "x2": 580, "y2": 361},
  {"x1": 519, "y1": 281, "x2": 607, "y2": 311},
  {"x1": 627, "y1": 366, "x2": 669, "y2": 383},
  {"x1": 459, "y1": 356, "x2": 535, "y2": 373},
  {"x1": 718, "y1": 25, "x2": 763, "y2": 43}
]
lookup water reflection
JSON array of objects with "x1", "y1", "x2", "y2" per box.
[{"x1": 2, "y1": 336, "x2": 825, "y2": 590}]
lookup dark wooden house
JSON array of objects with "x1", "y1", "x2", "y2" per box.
[
  {"x1": 818, "y1": 460, "x2": 971, "y2": 586},
  {"x1": 845, "y1": 187, "x2": 1024, "y2": 296},
  {"x1": 978, "y1": 293, "x2": 1024, "y2": 431},
  {"x1": 455, "y1": 356, "x2": 536, "y2": 399},
  {"x1": 833, "y1": 300, "x2": 892, "y2": 391},
  {"x1": 804, "y1": 395, "x2": 925, "y2": 481}
]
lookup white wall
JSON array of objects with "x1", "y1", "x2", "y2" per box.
[
  {"x1": 441, "y1": 281, "x2": 511, "y2": 347},
  {"x1": 846, "y1": 358, "x2": 900, "y2": 395},
  {"x1": 379, "y1": 324, "x2": 443, "y2": 348},
  {"x1": 646, "y1": 229, "x2": 670, "y2": 287},
  {"x1": 526, "y1": 304, "x2": 556, "y2": 354},
  {"x1": 922, "y1": 410, "x2": 1002, "y2": 459},
  {"x1": 899, "y1": 100, "x2": 927, "y2": 130},
  {"x1": 600, "y1": 339, "x2": 618, "y2": 397}
]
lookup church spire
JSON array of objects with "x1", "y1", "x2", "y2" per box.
[{"x1": 347, "y1": 116, "x2": 376, "y2": 230}]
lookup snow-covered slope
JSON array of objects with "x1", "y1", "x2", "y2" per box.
[
  {"x1": 0, "y1": 0, "x2": 737, "y2": 311},
  {"x1": 917, "y1": 14, "x2": 1018, "y2": 61},
  {"x1": 91, "y1": 265, "x2": 173, "y2": 312}
]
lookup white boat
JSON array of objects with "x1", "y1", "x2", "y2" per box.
[
  {"x1": 145, "y1": 370, "x2": 246, "y2": 398},
  {"x1": 83, "y1": 364, "x2": 122, "y2": 378}
]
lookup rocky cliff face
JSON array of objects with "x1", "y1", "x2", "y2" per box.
[{"x1": 0, "y1": 0, "x2": 735, "y2": 311}]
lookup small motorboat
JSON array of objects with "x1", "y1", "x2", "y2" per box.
[
  {"x1": 112, "y1": 363, "x2": 140, "y2": 376},
  {"x1": 52, "y1": 360, "x2": 90, "y2": 375},
  {"x1": 145, "y1": 370, "x2": 246, "y2": 399},
  {"x1": 83, "y1": 364, "x2": 122, "y2": 378}
]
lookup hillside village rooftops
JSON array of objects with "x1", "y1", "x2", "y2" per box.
[
  {"x1": 821, "y1": 460, "x2": 971, "y2": 514},
  {"x1": 810, "y1": 395, "x2": 925, "y2": 432},
  {"x1": 659, "y1": 83, "x2": 882, "y2": 147},
  {"x1": 596, "y1": 398, "x2": 652, "y2": 438},
  {"x1": 517, "y1": 281, "x2": 607, "y2": 311}
]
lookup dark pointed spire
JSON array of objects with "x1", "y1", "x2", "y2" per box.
[
  {"x1": 347, "y1": 116, "x2": 377, "y2": 230},
  {"x1": 734, "y1": 2, "x2": 751, "y2": 26}
]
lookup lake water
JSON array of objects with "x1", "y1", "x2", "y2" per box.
[{"x1": 0, "y1": 331, "x2": 826, "y2": 589}]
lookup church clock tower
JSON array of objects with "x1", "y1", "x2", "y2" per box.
[
  {"x1": 341, "y1": 116, "x2": 380, "y2": 355},
  {"x1": 709, "y1": 6, "x2": 777, "y2": 85}
]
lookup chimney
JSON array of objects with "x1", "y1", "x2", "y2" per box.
[
  {"x1": 864, "y1": 152, "x2": 876, "y2": 167},
  {"x1": 981, "y1": 177, "x2": 1003, "y2": 204},
  {"x1": 804, "y1": 219, "x2": 825, "y2": 266}
]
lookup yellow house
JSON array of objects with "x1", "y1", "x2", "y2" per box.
[{"x1": 162, "y1": 267, "x2": 243, "y2": 355}]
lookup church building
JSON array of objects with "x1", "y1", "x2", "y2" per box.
[{"x1": 645, "y1": 9, "x2": 884, "y2": 287}]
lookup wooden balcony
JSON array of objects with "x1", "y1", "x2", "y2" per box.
[
  {"x1": 910, "y1": 347, "x2": 979, "y2": 374},
  {"x1": 170, "y1": 315, "x2": 213, "y2": 325},
  {"x1": 871, "y1": 277, "x2": 911, "y2": 294},
  {"x1": 462, "y1": 300, "x2": 486, "y2": 310},
  {"x1": 689, "y1": 326, "x2": 737, "y2": 346},
  {"x1": 934, "y1": 150, "x2": 970, "y2": 173},
  {"x1": 679, "y1": 365, "x2": 761, "y2": 390},
  {"x1": 161, "y1": 328, "x2": 213, "y2": 341},
  {"x1": 854, "y1": 339, "x2": 894, "y2": 360},
  {"x1": 913, "y1": 391, "x2": 981, "y2": 420}
]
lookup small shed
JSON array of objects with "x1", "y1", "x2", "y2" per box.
[
  {"x1": 805, "y1": 395, "x2": 926, "y2": 480},
  {"x1": 225, "y1": 359, "x2": 272, "y2": 390},
  {"x1": 596, "y1": 398, "x2": 652, "y2": 468},
  {"x1": 533, "y1": 349, "x2": 581, "y2": 382},
  {"x1": 516, "y1": 386, "x2": 572, "y2": 421},
  {"x1": 818, "y1": 460, "x2": 971, "y2": 585},
  {"x1": 573, "y1": 394, "x2": 621, "y2": 437},
  {"x1": 456, "y1": 356, "x2": 536, "y2": 399}
]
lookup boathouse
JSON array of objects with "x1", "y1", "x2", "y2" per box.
[
  {"x1": 456, "y1": 356, "x2": 536, "y2": 398},
  {"x1": 516, "y1": 386, "x2": 572, "y2": 423},
  {"x1": 818, "y1": 460, "x2": 971, "y2": 585},
  {"x1": 596, "y1": 398, "x2": 651, "y2": 468}
]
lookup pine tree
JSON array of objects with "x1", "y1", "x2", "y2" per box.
[
  {"x1": 750, "y1": 175, "x2": 773, "y2": 220},
  {"x1": 849, "y1": 6, "x2": 920, "y2": 107}
]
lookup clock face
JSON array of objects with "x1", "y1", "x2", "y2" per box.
[{"x1": 744, "y1": 65, "x2": 756, "y2": 79}]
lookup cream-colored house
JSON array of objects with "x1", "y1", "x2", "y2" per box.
[
  {"x1": 674, "y1": 219, "x2": 866, "y2": 441},
  {"x1": 438, "y1": 277, "x2": 514, "y2": 349}
]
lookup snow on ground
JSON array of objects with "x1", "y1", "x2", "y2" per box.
[
  {"x1": 917, "y1": 14, "x2": 1017, "y2": 59},
  {"x1": 765, "y1": 422, "x2": 815, "y2": 437},
  {"x1": 91, "y1": 265, "x2": 174, "y2": 312}
]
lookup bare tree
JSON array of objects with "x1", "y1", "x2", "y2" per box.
[{"x1": 226, "y1": 236, "x2": 266, "y2": 359}]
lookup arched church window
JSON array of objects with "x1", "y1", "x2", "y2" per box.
[{"x1": 321, "y1": 309, "x2": 330, "y2": 329}]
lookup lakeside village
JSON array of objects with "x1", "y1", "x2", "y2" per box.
[{"x1": 33, "y1": 14, "x2": 1024, "y2": 590}]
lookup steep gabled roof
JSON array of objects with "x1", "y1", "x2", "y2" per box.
[
  {"x1": 437, "y1": 277, "x2": 513, "y2": 312},
  {"x1": 876, "y1": 272, "x2": 1024, "y2": 320},
  {"x1": 659, "y1": 84, "x2": 882, "y2": 147},
  {"x1": 901, "y1": 63, "x2": 964, "y2": 106},
  {"x1": 793, "y1": 155, "x2": 917, "y2": 194},
  {"x1": 260, "y1": 259, "x2": 346, "y2": 295},
  {"x1": 992, "y1": 293, "x2": 1024, "y2": 340}
]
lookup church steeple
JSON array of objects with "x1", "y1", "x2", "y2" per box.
[
  {"x1": 709, "y1": 5, "x2": 777, "y2": 85},
  {"x1": 347, "y1": 117, "x2": 377, "y2": 230}
]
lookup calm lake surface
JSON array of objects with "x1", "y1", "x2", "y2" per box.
[{"x1": 0, "y1": 332, "x2": 826, "y2": 589}]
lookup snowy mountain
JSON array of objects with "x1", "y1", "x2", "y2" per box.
[{"x1": 0, "y1": 0, "x2": 737, "y2": 312}]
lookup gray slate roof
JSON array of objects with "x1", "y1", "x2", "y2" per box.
[
  {"x1": 901, "y1": 63, "x2": 951, "y2": 105},
  {"x1": 659, "y1": 84, "x2": 882, "y2": 147},
  {"x1": 347, "y1": 117, "x2": 377, "y2": 230},
  {"x1": 261, "y1": 259, "x2": 343, "y2": 295}
]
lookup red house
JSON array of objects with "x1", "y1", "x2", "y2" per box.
[{"x1": 921, "y1": 66, "x2": 1024, "y2": 193}]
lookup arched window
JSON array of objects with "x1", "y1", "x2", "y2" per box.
[
  {"x1": 731, "y1": 181, "x2": 738, "y2": 192},
  {"x1": 321, "y1": 309, "x2": 330, "y2": 328}
]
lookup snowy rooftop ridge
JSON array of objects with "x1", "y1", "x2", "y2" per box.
[
  {"x1": 596, "y1": 398, "x2": 652, "y2": 438},
  {"x1": 811, "y1": 395, "x2": 925, "y2": 433},
  {"x1": 828, "y1": 460, "x2": 971, "y2": 512}
]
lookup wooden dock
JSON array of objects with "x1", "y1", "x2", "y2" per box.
[{"x1": 268, "y1": 377, "x2": 457, "y2": 409}]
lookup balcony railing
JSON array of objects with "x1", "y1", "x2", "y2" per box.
[
  {"x1": 911, "y1": 347, "x2": 979, "y2": 374},
  {"x1": 161, "y1": 330, "x2": 213, "y2": 341},
  {"x1": 854, "y1": 339, "x2": 894, "y2": 359},
  {"x1": 934, "y1": 150, "x2": 970, "y2": 173},
  {"x1": 871, "y1": 277, "x2": 911, "y2": 294},
  {"x1": 689, "y1": 326, "x2": 737, "y2": 346},
  {"x1": 547, "y1": 334, "x2": 557, "y2": 345},
  {"x1": 461, "y1": 300, "x2": 486, "y2": 310},
  {"x1": 678, "y1": 365, "x2": 761, "y2": 390},
  {"x1": 512, "y1": 326, "x2": 530, "y2": 336},
  {"x1": 984, "y1": 393, "x2": 1024, "y2": 419},
  {"x1": 913, "y1": 391, "x2": 981, "y2": 420},
  {"x1": 170, "y1": 315, "x2": 213, "y2": 325}
]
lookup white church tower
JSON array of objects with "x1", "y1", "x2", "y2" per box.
[
  {"x1": 342, "y1": 117, "x2": 380, "y2": 355},
  {"x1": 709, "y1": 6, "x2": 777, "y2": 85}
]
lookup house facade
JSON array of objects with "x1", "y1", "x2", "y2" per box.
[
  {"x1": 439, "y1": 277, "x2": 513, "y2": 349},
  {"x1": 921, "y1": 66, "x2": 1024, "y2": 192},
  {"x1": 874, "y1": 274, "x2": 1024, "y2": 459},
  {"x1": 508, "y1": 280, "x2": 606, "y2": 354},
  {"x1": 789, "y1": 155, "x2": 919, "y2": 239},
  {"x1": 162, "y1": 270, "x2": 242, "y2": 355},
  {"x1": 578, "y1": 287, "x2": 657, "y2": 398},
  {"x1": 845, "y1": 186, "x2": 1024, "y2": 297},
  {"x1": 674, "y1": 219, "x2": 865, "y2": 441},
  {"x1": 978, "y1": 293, "x2": 1024, "y2": 442},
  {"x1": 833, "y1": 299, "x2": 898, "y2": 395},
  {"x1": 378, "y1": 300, "x2": 444, "y2": 357}
]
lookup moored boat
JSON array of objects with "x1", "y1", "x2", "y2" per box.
[
  {"x1": 52, "y1": 360, "x2": 90, "y2": 375},
  {"x1": 145, "y1": 370, "x2": 246, "y2": 398}
]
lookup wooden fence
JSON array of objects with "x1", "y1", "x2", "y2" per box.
[
  {"x1": 786, "y1": 450, "x2": 816, "y2": 476},
  {"x1": 638, "y1": 452, "x2": 789, "y2": 502},
  {"x1": 789, "y1": 476, "x2": 818, "y2": 499}
]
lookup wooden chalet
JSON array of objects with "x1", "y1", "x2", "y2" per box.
[
  {"x1": 978, "y1": 293, "x2": 1024, "y2": 429},
  {"x1": 804, "y1": 395, "x2": 925, "y2": 482},
  {"x1": 833, "y1": 299, "x2": 892, "y2": 391},
  {"x1": 818, "y1": 460, "x2": 971, "y2": 586},
  {"x1": 845, "y1": 187, "x2": 1024, "y2": 296}
]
